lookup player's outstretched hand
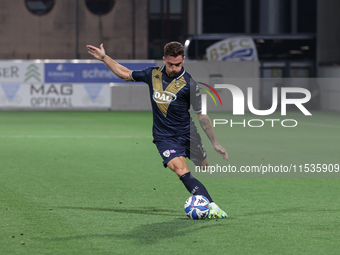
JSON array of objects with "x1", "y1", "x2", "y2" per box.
[
  {"x1": 214, "y1": 144, "x2": 229, "y2": 160},
  {"x1": 87, "y1": 43, "x2": 106, "y2": 61}
]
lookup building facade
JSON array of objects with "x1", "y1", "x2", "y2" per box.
[
  {"x1": 0, "y1": 0, "x2": 148, "y2": 59},
  {"x1": 0, "y1": 0, "x2": 340, "y2": 66}
]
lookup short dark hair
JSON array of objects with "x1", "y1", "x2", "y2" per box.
[{"x1": 164, "y1": 41, "x2": 185, "y2": 57}]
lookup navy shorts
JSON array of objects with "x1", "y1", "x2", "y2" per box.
[{"x1": 153, "y1": 131, "x2": 207, "y2": 167}]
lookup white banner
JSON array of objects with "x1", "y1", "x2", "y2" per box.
[
  {"x1": 206, "y1": 37, "x2": 258, "y2": 61},
  {"x1": 0, "y1": 61, "x2": 44, "y2": 83},
  {"x1": 0, "y1": 83, "x2": 111, "y2": 109}
]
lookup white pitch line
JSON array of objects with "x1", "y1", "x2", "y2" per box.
[{"x1": 0, "y1": 135, "x2": 151, "y2": 139}]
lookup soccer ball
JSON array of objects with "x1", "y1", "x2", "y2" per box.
[{"x1": 184, "y1": 195, "x2": 210, "y2": 220}]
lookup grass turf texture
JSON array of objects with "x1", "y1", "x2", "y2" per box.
[{"x1": 0, "y1": 111, "x2": 339, "y2": 254}]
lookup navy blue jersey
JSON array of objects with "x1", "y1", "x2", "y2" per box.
[{"x1": 131, "y1": 66, "x2": 201, "y2": 138}]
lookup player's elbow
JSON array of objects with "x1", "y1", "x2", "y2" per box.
[
  {"x1": 121, "y1": 76, "x2": 131, "y2": 82},
  {"x1": 121, "y1": 71, "x2": 133, "y2": 82}
]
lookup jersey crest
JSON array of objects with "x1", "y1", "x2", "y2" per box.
[{"x1": 152, "y1": 68, "x2": 187, "y2": 116}]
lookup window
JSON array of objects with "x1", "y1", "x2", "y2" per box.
[
  {"x1": 203, "y1": 0, "x2": 245, "y2": 33},
  {"x1": 25, "y1": 0, "x2": 55, "y2": 16},
  {"x1": 148, "y1": 0, "x2": 188, "y2": 59},
  {"x1": 297, "y1": 0, "x2": 316, "y2": 33},
  {"x1": 202, "y1": 0, "x2": 316, "y2": 34},
  {"x1": 85, "y1": 0, "x2": 115, "y2": 15}
]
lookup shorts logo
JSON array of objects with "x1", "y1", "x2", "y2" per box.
[
  {"x1": 163, "y1": 150, "x2": 170, "y2": 157},
  {"x1": 163, "y1": 149, "x2": 176, "y2": 157}
]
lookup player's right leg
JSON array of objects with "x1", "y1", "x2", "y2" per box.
[
  {"x1": 153, "y1": 136, "x2": 227, "y2": 218},
  {"x1": 166, "y1": 156, "x2": 189, "y2": 177},
  {"x1": 166, "y1": 157, "x2": 215, "y2": 205},
  {"x1": 192, "y1": 159, "x2": 228, "y2": 219},
  {"x1": 207, "y1": 203, "x2": 228, "y2": 219}
]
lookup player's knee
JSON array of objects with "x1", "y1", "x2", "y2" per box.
[
  {"x1": 167, "y1": 158, "x2": 189, "y2": 177},
  {"x1": 171, "y1": 165, "x2": 189, "y2": 177},
  {"x1": 177, "y1": 168, "x2": 189, "y2": 177}
]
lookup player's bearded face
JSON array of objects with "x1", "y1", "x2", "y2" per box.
[{"x1": 163, "y1": 55, "x2": 185, "y2": 77}]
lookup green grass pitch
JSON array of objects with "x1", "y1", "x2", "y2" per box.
[{"x1": 0, "y1": 111, "x2": 339, "y2": 254}]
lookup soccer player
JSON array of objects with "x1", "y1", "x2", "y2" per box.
[{"x1": 87, "y1": 42, "x2": 228, "y2": 218}]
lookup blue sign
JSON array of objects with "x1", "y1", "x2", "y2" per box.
[
  {"x1": 1, "y1": 84, "x2": 20, "y2": 101},
  {"x1": 84, "y1": 84, "x2": 103, "y2": 100},
  {"x1": 45, "y1": 61, "x2": 156, "y2": 83}
]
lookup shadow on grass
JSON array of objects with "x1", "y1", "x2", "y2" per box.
[
  {"x1": 51, "y1": 206, "x2": 229, "y2": 244},
  {"x1": 51, "y1": 218, "x2": 225, "y2": 245},
  {"x1": 239, "y1": 207, "x2": 306, "y2": 217},
  {"x1": 56, "y1": 205, "x2": 183, "y2": 217}
]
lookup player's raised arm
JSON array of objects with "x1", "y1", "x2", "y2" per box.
[
  {"x1": 86, "y1": 43, "x2": 133, "y2": 82},
  {"x1": 196, "y1": 112, "x2": 229, "y2": 160}
]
